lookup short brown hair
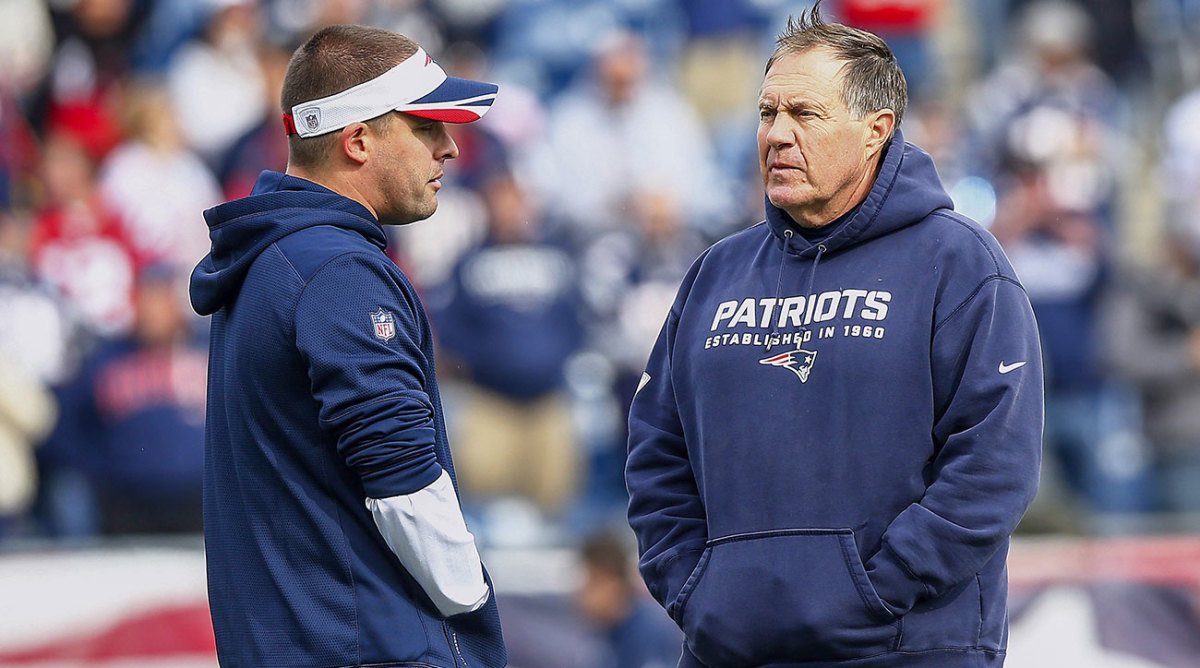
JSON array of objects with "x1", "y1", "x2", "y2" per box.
[
  {"x1": 281, "y1": 25, "x2": 419, "y2": 167},
  {"x1": 765, "y1": 0, "x2": 907, "y2": 128}
]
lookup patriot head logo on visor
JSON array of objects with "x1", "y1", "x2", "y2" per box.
[{"x1": 282, "y1": 47, "x2": 498, "y2": 137}]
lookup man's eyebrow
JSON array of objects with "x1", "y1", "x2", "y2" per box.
[{"x1": 759, "y1": 98, "x2": 824, "y2": 112}]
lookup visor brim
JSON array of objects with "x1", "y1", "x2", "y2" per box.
[{"x1": 396, "y1": 76, "x2": 499, "y2": 124}]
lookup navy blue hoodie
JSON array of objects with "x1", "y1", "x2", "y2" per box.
[
  {"x1": 190, "y1": 171, "x2": 505, "y2": 668},
  {"x1": 626, "y1": 133, "x2": 1043, "y2": 667}
]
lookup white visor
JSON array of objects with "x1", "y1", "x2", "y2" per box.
[{"x1": 284, "y1": 47, "x2": 498, "y2": 138}]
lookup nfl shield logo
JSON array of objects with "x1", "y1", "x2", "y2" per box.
[
  {"x1": 301, "y1": 107, "x2": 321, "y2": 131},
  {"x1": 371, "y1": 308, "x2": 396, "y2": 342}
]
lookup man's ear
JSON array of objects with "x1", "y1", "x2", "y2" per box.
[
  {"x1": 340, "y1": 122, "x2": 370, "y2": 165},
  {"x1": 864, "y1": 109, "x2": 896, "y2": 156}
]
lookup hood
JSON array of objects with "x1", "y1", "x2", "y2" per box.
[
  {"x1": 189, "y1": 171, "x2": 386, "y2": 316},
  {"x1": 764, "y1": 130, "x2": 954, "y2": 257}
]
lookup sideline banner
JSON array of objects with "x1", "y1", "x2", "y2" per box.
[{"x1": 0, "y1": 537, "x2": 1198, "y2": 667}]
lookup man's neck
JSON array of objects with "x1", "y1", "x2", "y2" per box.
[{"x1": 285, "y1": 165, "x2": 378, "y2": 221}]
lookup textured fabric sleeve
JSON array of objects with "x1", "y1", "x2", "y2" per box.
[
  {"x1": 865, "y1": 276, "x2": 1043, "y2": 616},
  {"x1": 366, "y1": 470, "x2": 489, "y2": 618},
  {"x1": 625, "y1": 307, "x2": 709, "y2": 620},
  {"x1": 294, "y1": 252, "x2": 442, "y2": 498}
]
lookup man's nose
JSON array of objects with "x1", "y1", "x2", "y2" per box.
[
  {"x1": 438, "y1": 126, "x2": 460, "y2": 161},
  {"x1": 765, "y1": 117, "x2": 795, "y2": 148}
]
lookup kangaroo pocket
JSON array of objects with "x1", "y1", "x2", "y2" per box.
[{"x1": 674, "y1": 529, "x2": 898, "y2": 667}]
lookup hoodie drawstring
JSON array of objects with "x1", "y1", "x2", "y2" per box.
[
  {"x1": 766, "y1": 235, "x2": 826, "y2": 351},
  {"x1": 766, "y1": 230, "x2": 793, "y2": 350}
]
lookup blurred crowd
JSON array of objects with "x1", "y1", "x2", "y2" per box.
[{"x1": 3, "y1": 0, "x2": 1200, "y2": 560}]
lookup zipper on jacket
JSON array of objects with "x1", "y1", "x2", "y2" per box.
[{"x1": 443, "y1": 623, "x2": 468, "y2": 667}]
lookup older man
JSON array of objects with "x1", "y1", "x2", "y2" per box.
[{"x1": 625, "y1": 3, "x2": 1043, "y2": 667}]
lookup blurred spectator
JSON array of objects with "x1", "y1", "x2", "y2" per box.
[
  {"x1": 533, "y1": 28, "x2": 729, "y2": 240},
  {"x1": 966, "y1": 0, "x2": 1124, "y2": 181},
  {"x1": 1102, "y1": 214, "x2": 1200, "y2": 518},
  {"x1": 166, "y1": 0, "x2": 266, "y2": 167},
  {"x1": 575, "y1": 192, "x2": 710, "y2": 515},
  {"x1": 673, "y1": 0, "x2": 764, "y2": 129},
  {"x1": 32, "y1": 0, "x2": 143, "y2": 159},
  {"x1": 672, "y1": 0, "x2": 765, "y2": 191},
  {"x1": 217, "y1": 43, "x2": 291, "y2": 200},
  {"x1": 583, "y1": 192, "x2": 709, "y2": 403},
  {"x1": 0, "y1": 208, "x2": 77, "y2": 386},
  {"x1": 575, "y1": 527, "x2": 682, "y2": 668},
  {"x1": 0, "y1": 209, "x2": 66, "y2": 536},
  {"x1": 51, "y1": 264, "x2": 206, "y2": 535},
  {"x1": 99, "y1": 79, "x2": 221, "y2": 272},
  {"x1": 430, "y1": 169, "x2": 585, "y2": 519},
  {"x1": 30, "y1": 129, "x2": 142, "y2": 337}
]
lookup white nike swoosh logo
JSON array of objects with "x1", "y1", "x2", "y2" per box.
[{"x1": 998, "y1": 361, "x2": 1027, "y2": 374}]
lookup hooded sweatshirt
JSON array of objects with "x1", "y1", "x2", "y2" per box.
[
  {"x1": 626, "y1": 132, "x2": 1043, "y2": 668},
  {"x1": 190, "y1": 171, "x2": 504, "y2": 668}
]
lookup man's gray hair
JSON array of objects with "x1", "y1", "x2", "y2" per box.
[{"x1": 765, "y1": 0, "x2": 907, "y2": 128}]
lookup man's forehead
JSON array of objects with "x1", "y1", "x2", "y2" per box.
[
  {"x1": 758, "y1": 81, "x2": 840, "y2": 107},
  {"x1": 760, "y1": 50, "x2": 846, "y2": 104}
]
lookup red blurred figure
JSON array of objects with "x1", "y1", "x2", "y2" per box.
[{"x1": 30, "y1": 130, "x2": 141, "y2": 336}]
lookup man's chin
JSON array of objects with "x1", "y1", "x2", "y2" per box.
[
  {"x1": 765, "y1": 189, "x2": 807, "y2": 212},
  {"x1": 382, "y1": 202, "x2": 438, "y2": 226}
]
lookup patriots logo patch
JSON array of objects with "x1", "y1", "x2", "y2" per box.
[
  {"x1": 371, "y1": 308, "x2": 396, "y2": 342},
  {"x1": 759, "y1": 347, "x2": 817, "y2": 383}
]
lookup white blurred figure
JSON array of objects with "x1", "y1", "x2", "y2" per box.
[
  {"x1": 1162, "y1": 82, "x2": 1200, "y2": 223},
  {"x1": 0, "y1": 209, "x2": 70, "y2": 536},
  {"x1": 99, "y1": 80, "x2": 221, "y2": 273},
  {"x1": 533, "y1": 28, "x2": 730, "y2": 240},
  {"x1": 166, "y1": 0, "x2": 266, "y2": 166},
  {"x1": 0, "y1": 0, "x2": 54, "y2": 98}
]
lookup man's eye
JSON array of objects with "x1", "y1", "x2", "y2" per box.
[{"x1": 759, "y1": 109, "x2": 774, "y2": 120}]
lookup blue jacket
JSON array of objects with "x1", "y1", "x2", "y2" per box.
[
  {"x1": 626, "y1": 133, "x2": 1043, "y2": 667},
  {"x1": 430, "y1": 236, "x2": 584, "y2": 400},
  {"x1": 54, "y1": 337, "x2": 207, "y2": 497},
  {"x1": 190, "y1": 171, "x2": 505, "y2": 668}
]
